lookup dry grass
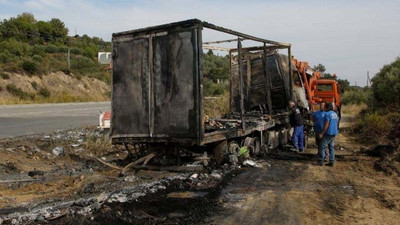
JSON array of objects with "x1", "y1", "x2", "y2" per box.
[
  {"x1": 84, "y1": 134, "x2": 113, "y2": 156},
  {"x1": 0, "y1": 71, "x2": 110, "y2": 105},
  {"x1": 341, "y1": 104, "x2": 367, "y2": 115},
  {"x1": 203, "y1": 91, "x2": 230, "y2": 118}
]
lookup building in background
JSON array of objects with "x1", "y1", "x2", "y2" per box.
[{"x1": 98, "y1": 52, "x2": 112, "y2": 64}]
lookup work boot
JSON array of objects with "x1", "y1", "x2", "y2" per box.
[
  {"x1": 318, "y1": 161, "x2": 324, "y2": 166},
  {"x1": 299, "y1": 149, "x2": 304, "y2": 153},
  {"x1": 328, "y1": 161, "x2": 334, "y2": 167}
]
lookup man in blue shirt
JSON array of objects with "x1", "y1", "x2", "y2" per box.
[
  {"x1": 318, "y1": 102, "x2": 339, "y2": 166},
  {"x1": 312, "y1": 102, "x2": 327, "y2": 159}
]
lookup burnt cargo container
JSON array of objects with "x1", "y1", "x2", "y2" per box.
[{"x1": 111, "y1": 19, "x2": 294, "y2": 147}]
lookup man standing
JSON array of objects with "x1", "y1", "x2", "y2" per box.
[
  {"x1": 289, "y1": 101, "x2": 304, "y2": 152},
  {"x1": 312, "y1": 102, "x2": 327, "y2": 159},
  {"x1": 318, "y1": 103, "x2": 339, "y2": 166}
]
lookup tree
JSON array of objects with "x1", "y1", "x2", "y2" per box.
[
  {"x1": 371, "y1": 57, "x2": 400, "y2": 108},
  {"x1": 36, "y1": 21, "x2": 53, "y2": 42},
  {"x1": 313, "y1": 63, "x2": 326, "y2": 72},
  {"x1": 49, "y1": 18, "x2": 68, "y2": 41},
  {"x1": 337, "y1": 78, "x2": 350, "y2": 93}
]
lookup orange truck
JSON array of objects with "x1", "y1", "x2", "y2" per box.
[{"x1": 292, "y1": 57, "x2": 342, "y2": 119}]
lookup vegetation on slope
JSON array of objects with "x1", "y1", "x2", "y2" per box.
[
  {"x1": 0, "y1": 13, "x2": 111, "y2": 83},
  {"x1": 353, "y1": 57, "x2": 400, "y2": 147}
]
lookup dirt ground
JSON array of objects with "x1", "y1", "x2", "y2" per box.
[
  {"x1": 202, "y1": 113, "x2": 400, "y2": 225},
  {"x1": 0, "y1": 112, "x2": 399, "y2": 224}
]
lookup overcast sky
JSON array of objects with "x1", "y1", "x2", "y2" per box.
[{"x1": 1, "y1": 0, "x2": 399, "y2": 86}]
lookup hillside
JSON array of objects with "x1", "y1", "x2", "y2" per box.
[
  {"x1": 0, "y1": 13, "x2": 111, "y2": 104},
  {"x1": 0, "y1": 71, "x2": 110, "y2": 104},
  {"x1": 0, "y1": 13, "x2": 234, "y2": 104}
]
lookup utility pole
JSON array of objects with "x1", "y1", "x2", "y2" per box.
[
  {"x1": 67, "y1": 48, "x2": 71, "y2": 69},
  {"x1": 367, "y1": 70, "x2": 370, "y2": 87}
]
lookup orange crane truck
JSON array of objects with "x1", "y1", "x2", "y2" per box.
[{"x1": 292, "y1": 57, "x2": 342, "y2": 119}]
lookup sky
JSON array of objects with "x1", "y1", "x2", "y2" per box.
[{"x1": 1, "y1": 0, "x2": 399, "y2": 86}]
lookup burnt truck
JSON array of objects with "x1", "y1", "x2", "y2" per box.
[{"x1": 110, "y1": 19, "x2": 310, "y2": 164}]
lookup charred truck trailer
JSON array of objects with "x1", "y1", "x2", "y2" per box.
[{"x1": 111, "y1": 19, "x2": 309, "y2": 163}]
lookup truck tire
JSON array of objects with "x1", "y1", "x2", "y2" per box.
[{"x1": 244, "y1": 137, "x2": 261, "y2": 156}]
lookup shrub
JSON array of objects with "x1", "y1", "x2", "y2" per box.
[
  {"x1": 371, "y1": 57, "x2": 400, "y2": 108},
  {"x1": 32, "y1": 55, "x2": 43, "y2": 62},
  {"x1": 61, "y1": 68, "x2": 71, "y2": 75},
  {"x1": 0, "y1": 50, "x2": 18, "y2": 63},
  {"x1": 203, "y1": 79, "x2": 229, "y2": 96},
  {"x1": 71, "y1": 56, "x2": 96, "y2": 70},
  {"x1": 30, "y1": 45, "x2": 46, "y2": 57},
  {"x1": 75, "y1": 73, "x2": 82, "y2": 80},
  {"x1": 342, "y1": 88, "x2": 372, "y2": 105},
  {"x1": 45, "y1": 45, "x2": 58, "y2": 53},
  {"x1": 31, "y1": 81, "x2": 38, "y2": 90},
  {"x1": 6, "y1": 83, "x2": 35, "y2": 100},
  {"x1": 0, "y1": 72, "x2": 10, "y2": 79},
  {"x1": 38, "y1": 87, "x2": 51, "y2": 97},
  {"x1": 21, "y1": 60, "x2": 39, "y2": 74},
  {"x1": 2, "y1": 62, "x2": 20, "y2": 72}
]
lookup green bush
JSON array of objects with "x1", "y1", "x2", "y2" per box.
[
  {"x1": 38, "y1": 87, "x2": 51, "y2": 97},
  {"x1": 342, "y1": 88, "x2": 371, "y2": 105},
  {"x1": 21, "y1": 60, "x2": 39, "y2": 74},
  {"x1": 203, "y1": 79, "x2": 229, "y2": 96},
  {"x1": 203, "y1": 50, "x2": 229, "y2": 82},
  {"x1": 61, "y1": 68, "x2": 71, "y2": 75},
  {"x1": 0, "y1": 50, "x2": 18, "y2": 63},
  {"x1": 0, "y1": 13, "x2": 111, "y2": 83},
  {"x1": 30, "y1": 45, "x2": 46, "y2": 57},
  {"x1": 71, "y1": 56, "x2": 96, "y2": 70},
  {"x1": 371, "y1": 57, "x2": 400, "y2": 108},
  {"x1": 31, "y1": 81, "x2": 38, "y2": 90},
  {"x1": 0, "y1": 72, "x2": 10, "y2": 79},
  {"x1": 6, "y1": 83, "x2": 35, "y2": 100},
  {"x1": 32, "y1": 55, "x2": 43, "y2": 62},
  {"x1": 355, "y1": 112, "x2": 391, "y2": 143}
]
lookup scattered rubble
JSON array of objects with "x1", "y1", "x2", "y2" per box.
[
  {"x1": 52, "y1": 146, "x2": 64, "y2": 156},
  {"x1": 242, "y1": 159, "x2": 262, "y2": 168}
]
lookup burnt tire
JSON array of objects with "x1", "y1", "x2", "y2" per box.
[{"x1": 244, "y1": 137, "x2": 261, "y2": 157}]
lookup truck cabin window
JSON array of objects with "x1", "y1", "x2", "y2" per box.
[{"x1": 317, "y1": 84, "x2": 333, "y2": 91}]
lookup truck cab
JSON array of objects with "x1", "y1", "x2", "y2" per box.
[{"x1": 313, "y1": 79, "x2": 341, "y2": 119}]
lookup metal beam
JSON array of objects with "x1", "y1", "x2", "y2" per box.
[
  {"x1": 203, "y1": 38, "x2": 245, "y2": 45},
  {"x1": 202, "y1": 21, "x2": 291, "y2": 47},
  {"x1": 263, "y1": 43, "x2": 273, "y2": 114},
  {"x1": 202, "y1": 45, "x2": 231, "y2": 52},
  {"x1": 230, "y1": 45, "x2": 289, "y2": 53},
  {"x1": 288, "y1": 46, "x2": 294, "y2": 101},
  {"x1": 237, "y1": 38, "x2": 246, "y2": 131}
]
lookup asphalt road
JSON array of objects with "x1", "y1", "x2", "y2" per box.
[{"x1": 0, "y1": 102, "x2": 110, "y2": 139}]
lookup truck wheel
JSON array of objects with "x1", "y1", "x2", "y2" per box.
[{"x1": 244, "y1": 137, "x2": 261, "y2": 157}]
